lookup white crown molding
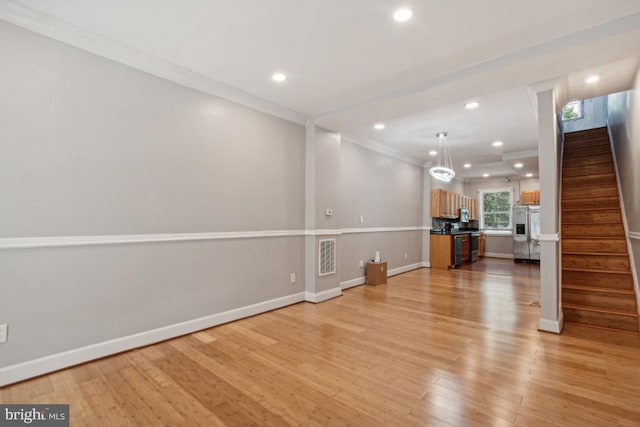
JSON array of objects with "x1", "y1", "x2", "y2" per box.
[
  {"x1": 341, "y1": 133, "x2": 423, "y2": 167},
  {"x1": 0, "y1": 0, "x2": 307, "y2": 125},
  {"x1": 528, "y1": 78, "x2": 560, "y2": 94},
  {"x1": 0, "y1": 291, "x2": 305, "y2": 387}
]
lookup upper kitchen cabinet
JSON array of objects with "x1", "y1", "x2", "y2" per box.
[
  {"x1": 432, "y1": 189, "x2": 477, "y2": 219},
  {"x1": 520, "y1": 190, "x2": 540, "y2": 205}
]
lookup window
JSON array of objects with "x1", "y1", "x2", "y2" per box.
[
  {"x1": 561, "y1": 100, "x2": 584, "y2": 121},
  {"x1": 479, "y1": 188, "x2": 513, "y2": 231}
]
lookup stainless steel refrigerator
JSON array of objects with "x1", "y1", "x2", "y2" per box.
[{"x1": 513, "y1": 205, "x2": 540, "y2": 262}]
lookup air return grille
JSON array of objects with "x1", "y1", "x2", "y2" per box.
[{"x1": 318, "y1": 238, "x2": 336, "y2": 276}]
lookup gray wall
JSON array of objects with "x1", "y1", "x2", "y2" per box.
[
  {"x1": 607, "y1": 70, "x2": 640, "y2": 310},
  {"x1": 339, "y1": 141, "x2": 423, "y2": 281},
  {"x1": 432, "y1": 177, "x2": 465, "y2": 194},
  {"x1": 0, "y1": 22, "x2": 306, "y2": 367},
  {"x1": 562, "y1": 96, "x2": 608, "y2": 133}
]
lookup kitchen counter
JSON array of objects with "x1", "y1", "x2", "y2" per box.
[
  {"x1": 430, "y1": 230, "x2": 479, "y2": 235},
  {"x1": 430, "y1": 231, "x2": 480, "y2": 268}
]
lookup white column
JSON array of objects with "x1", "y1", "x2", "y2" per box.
[
  {"x1": 422, "y1": 166, "x2": 432, "y2": 267},
  {"x1": 530, "y1": 80, "x2": 563, "y2": 333},
  {"x1": 304, "y1": 119, "x2": 317, "y2": 296},
  {"x1": 304, "y1": 122, "x2": 343, "y2": 302}
]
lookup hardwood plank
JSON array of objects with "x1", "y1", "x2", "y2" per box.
[{"x1": 3, "y1": 259, "x2": 640, "y2": 427}]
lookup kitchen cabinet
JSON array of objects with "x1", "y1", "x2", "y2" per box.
[
  {"x1": 430, "y1": 232, "x2": 475, "y2": 268},
  {"x1": 521, "y1": 190, "x2": 540, "y2": 205},
  {"x1": 460, "y1": 234, "x2": 470, "y2": 263},
  {"x1": 479, "y1": 233, "x2": 486, "y2": 256},
  {"x1": 431, "y1": 189, "x2": 478, "y2": 219},
  {"x1": 430, "y1": 234, "x2": 453, "y2": 268},
  {"x1": 432, "y1": 189, "x2": 455, "y2": 218}
]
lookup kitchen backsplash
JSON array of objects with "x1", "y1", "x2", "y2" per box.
[{"x1": 432, "y1": 218, "x2": 479, "y2": 231}]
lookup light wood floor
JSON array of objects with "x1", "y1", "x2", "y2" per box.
[{"x1": 2, "y1": 262, "x2": 640, "y2": 426}]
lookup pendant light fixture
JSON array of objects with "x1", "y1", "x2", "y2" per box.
[{"x1": 429, "y1": 132, "x2": 455, "y2": 182}]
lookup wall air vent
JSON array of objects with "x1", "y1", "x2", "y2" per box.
[{"x1": 318, "y1": 238, "x2": 336, "y2": 276}]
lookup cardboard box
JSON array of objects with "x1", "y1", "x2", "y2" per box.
[{"x1": 366, "y1": 261, "x2": 388, "y2": 285}]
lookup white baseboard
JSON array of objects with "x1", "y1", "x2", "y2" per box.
[
  {"x1": 483, "y1": 252, "x2": 515, "y2": 259},
  {"x1": 0, "y1": 292, "x2": 305, "y2": 387},
  {"x1": 421, "y1": 261, "x2": 431, "y2": 268},
  {"x1": 538, "y1": 312, "x2": 564, "y2": 334},
  {"x1": 340, "y1": 262, "x2": 425, "y2": 289},
  {"x1": 388, "y1": 262, "x2": 423, "y2": 277},
  {"x1": 340, "y1": 276, "x2": 365, "y2": 290},
  {"x1": 304, "y1": 287, "x2": 342, "y2": 303}
]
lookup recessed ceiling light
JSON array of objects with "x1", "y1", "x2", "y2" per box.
[
  {"x1": 463, "y1": 163, "x2": 471, "y2": 168},
  {"x1": 585, "y1": 75, "x2": 600, "y2": 84},
  {"x1": 272, "y1": 73, "x2": 287, "y2": 82},
  {"x1": 525, "y1": 173, "x2": 533, "y2": 178},
  {"x1": 374, "y1": 123, "x2": 385, "y2": 130},
  {"x1": 393, "y1": 8, "x2": 413, "y2": 22},
  {"x1": 514, "y1": 162, "x2": 523, "y2": 168},
  {"x1": 465, "y1": 101, "x2": 480, "y2": 110},
  {"x1": 492, "y1": 141, "x2": 503, "y2": 147},
  {"x1": 482, "y1": 173, "x2": 490, "y2": 178},
  {"x1": 429, "y1": 150, "x2": 437, "y2": 156}
]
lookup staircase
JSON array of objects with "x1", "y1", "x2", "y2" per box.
[{"x1": 561, "y1": 127, "x2": 639, "y2": 333}]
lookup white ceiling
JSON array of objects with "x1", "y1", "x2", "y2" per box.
[{"x1": 3, "y1": 0, "x2": 640, "y2": 180}]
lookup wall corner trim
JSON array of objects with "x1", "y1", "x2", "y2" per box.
[
  {"x1": 0, "y1": 291, "x2": 305, "y2": 387},
  {"x1": 538, "y1": 312, "x2": 564, "y2": 334},
  {"x1": 539, "y1": 233, "x2": 560, "y2": 242},
  {"x1": 304, "y1": 287, "x2": 342, "y2": 303}
]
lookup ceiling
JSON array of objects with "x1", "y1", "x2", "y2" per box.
[{"x1": 2, "y1": 0, "x2": 640, "y2": 180}]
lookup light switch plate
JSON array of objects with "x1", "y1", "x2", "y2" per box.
[{"x1": 0, "y1": 324, "x2": 7, "y2": 343}]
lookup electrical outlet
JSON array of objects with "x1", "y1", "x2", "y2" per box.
[
  {"x1": 404, "y1": 252, "x2": 408, "y2": 260},
  {"x1": 290, "y1": 273, "x2": 296, "y2": 283},
  {"x1": 359, "y1": 216, "x2": 364, "y2": 224},
  {"x1": 359, "y1": 260, "x2": 364, "y2": 268},
  {"x1": 0, "y1": 324, "x2": 7, "y2": 343}
]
